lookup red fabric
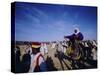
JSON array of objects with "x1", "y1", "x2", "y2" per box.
[
  {"x1": 33, "y1": 54, "x2": 44, "y2": 72},
  {"x1": 36, "y1": 54, "x2": 43, "y2": 66},
  {"x1": 32, "y1": 42, "x2": 41, "y2": 45}
]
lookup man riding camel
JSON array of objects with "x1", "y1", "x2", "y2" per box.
[
  {"x1": 64, "y1": 27, "x2": 84, "y2": 59},
  {"x1": 64, "y1": 27, "x2": 84, "y2": 42}
]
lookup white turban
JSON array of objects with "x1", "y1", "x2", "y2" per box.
[{"x1": 74, "y1": 27, "x2": 80, "y2": 35}]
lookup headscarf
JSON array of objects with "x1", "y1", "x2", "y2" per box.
[{"x1": 74, "y1": 27, "x2": 80, "y2": 35}]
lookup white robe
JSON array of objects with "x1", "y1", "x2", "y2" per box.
[
  {"x1": 92, "y1": 48, "x2": 97, "y2": 60},
  {"x1": 29, "y1": 52, "x2": 47, "y2": 72},
  {"x1": 51, "y1": 43, "x2": 56, "y2": 49},
  {"x1": 62, "y1": 42, "x2": 67, "y2": 53},
  {"x1": 44, "y1": 44, "x2": 48, "y2": 54},
  {"x1": 40, "y1": 44, "x2": 45, "y2": 56}
]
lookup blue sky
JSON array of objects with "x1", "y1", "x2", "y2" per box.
[{"x1": 15, "y1": 2, "x2": 97, "y2": 42}]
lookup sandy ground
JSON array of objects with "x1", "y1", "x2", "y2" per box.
[{"x1": 45, "y1": 45, "x2": 72, "y2": 70}]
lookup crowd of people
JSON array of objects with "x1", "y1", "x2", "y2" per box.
[
  {"x1": 14, "y1": 28, "x2": 97, "y2": 73},
  {"x1": 15, "y1": 42, "x2": 48, "y2": 73}
]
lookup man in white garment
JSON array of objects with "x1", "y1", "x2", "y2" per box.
[
  {"x1": 29, "y1": 42, "x2": 47, "y2": 72},
  {"x1": 62, "y1": 41, "x2": 68, "y2": 53},
  {"x1": 44, "y1": 43, "x2": 48, "y2": 54},
  {"x1": 51, "y1": 42, "x2": 56, "y2": 49},
  {"x1": 40, "y1": 43, "x2": 45, "y2": 56},
  {"x1": 92, "y1": 48, "x2": 97, "y2": 61}
]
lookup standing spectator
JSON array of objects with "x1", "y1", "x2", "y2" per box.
[
  {"x1": 44, "y1": 43, "x2": 48, "y2": 54},
  {"x1": 40, "y1": 43, "x2": 45, "y2": 56},
  {"x1": 92, "y1": 47, "x2": 97, "y2": 61},
  {"x1": 29, "y1": 42, "x2": 47, "y2": 72},
  {"x1": 51, "y1": 42, "x2": 56, "y2": 49},
  {"x1": 62, "y1": 41, "x2": 68, "y2": 53},
  {"x1": 15, "y1": 46, "x2": 21, "y2": 73},
  {"x1": 21, "y1": 48, "x2": 31, "y2": 73}
]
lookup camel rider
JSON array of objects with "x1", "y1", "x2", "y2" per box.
[
  {"x1": 64, "y1": 28, "x2": 84, "y2": 59},
  {"x1": 64, "y1": 28, "x2": 84, "y2": 42}
]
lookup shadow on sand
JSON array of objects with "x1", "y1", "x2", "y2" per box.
[{"x1": 46, "y1": 55, "x2": 57, "y2": 71}]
